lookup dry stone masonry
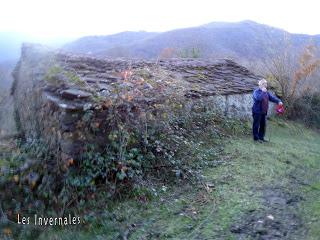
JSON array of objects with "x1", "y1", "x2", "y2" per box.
[{"x1": 11, "y1": 44, "x2": 260, "y2": 163}]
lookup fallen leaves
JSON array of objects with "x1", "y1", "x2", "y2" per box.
[{"x1": 2, "y1": 227, "x2": 12, "y2": 236}]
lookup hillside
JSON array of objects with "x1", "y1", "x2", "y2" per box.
[
  {"x1": 47, "y1": 120, "x2": 318, "y2": 239},
  {"x1": 1, "y1": 118, "x2": 319, "y2": 239},
  {"x1": 63, "y1": 31, "x2": 158, "y2": 56},
  {"x1": 1, "y1": 21, "x2": 320, "y2": 240},
  {"x1": 63, "y1": 20, "x2": 320, "y2": 61}
]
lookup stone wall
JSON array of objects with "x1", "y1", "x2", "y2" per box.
[
  {"x1": 12, "y1": 44, "x2": 262, "y2": 163},
  {"x1": 205, "y1": 93, "x2": 253, "y2": 119},
  {"x1": 207, "y1": 93, "x2": 277, "y2": 120},
  {"x1": 11, "y1": 45, "x2": 52, "y2": 139}
]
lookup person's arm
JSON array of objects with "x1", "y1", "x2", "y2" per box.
[
  {"x1": 253, "y1": 89, "x2": 264, "y2": 101},
  {"x1": 267, "y1": 92, "x2": 282, "y2": 104}
]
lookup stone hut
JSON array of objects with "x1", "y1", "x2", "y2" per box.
[{"x1": 12, "y1": 44, "x2": 260, "y2": 162}]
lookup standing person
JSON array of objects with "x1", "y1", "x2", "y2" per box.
[{"x1": 252, "y1": 79, "x2": 283, "y2": 142}]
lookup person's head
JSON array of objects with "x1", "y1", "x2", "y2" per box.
[{"x1": 258, "y1": 79, "x2": 267, "y2": 88}]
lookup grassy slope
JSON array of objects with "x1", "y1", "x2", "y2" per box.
[{"x1": 8, "y1": 119, "x2": 320, "y2": 239}]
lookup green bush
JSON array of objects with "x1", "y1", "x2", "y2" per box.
[
  {"x1": 288, "y1": 91, "x2": 320, "y2": 128},
  {"x1": 1, "y1": 67, "x2": 252, "y2": 222}
]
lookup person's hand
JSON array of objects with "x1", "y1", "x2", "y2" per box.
[{"x1": 278, "y1": 101, "x2": 283, "y2": 105}]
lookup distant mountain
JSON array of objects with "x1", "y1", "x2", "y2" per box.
[
  {"x1": 63, "y1": 20, "x2": 320, "y2": 61},
  {"x1": 63, "y1": 31, "x2": 159, "y2": 56}
]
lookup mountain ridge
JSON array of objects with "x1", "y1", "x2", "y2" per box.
[{"x1": 62, "y1": 20, "x2": 320, "y2": 61}]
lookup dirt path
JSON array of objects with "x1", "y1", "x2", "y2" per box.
[
  {"x1": 230, "y1": 164, "x2": 316, "y2": 239},
  {"x1": 231, "y1": 187, "x2": 303, "y2": 239}
]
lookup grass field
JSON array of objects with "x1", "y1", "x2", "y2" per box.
[{"x1": 21, "y1": 118, "x2": 319, "y2": 240}]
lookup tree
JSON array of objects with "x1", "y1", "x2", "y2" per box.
[
  {"x1": 179, "y1": 47, "x2": 201, "y2": 58},
  {"x1": 158, "y1": 48, "x2": 176, "y2": 59},
  {"x1": 265, "y1": 42, "x2": 320, "y2": 107}
]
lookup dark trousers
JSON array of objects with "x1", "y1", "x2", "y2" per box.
[{"x1": 252, "y1": 113, "x2": 267, "y2": 140}]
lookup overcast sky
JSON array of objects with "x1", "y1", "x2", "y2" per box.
[{"x1": 1, "y1": 0, "x2": 319, "y2": 40}]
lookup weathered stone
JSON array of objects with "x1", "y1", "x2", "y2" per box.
[
  {"x1": 60, "y1": 112, "x2": 80, "y2": 125},
  {"x1": 60, "y1": 89, "x2": 92, "y2": 100},
  {"x1": 12, "y1": 43, "x2": 261, "y2": 163},
  {"x1": 44, "y1": 92, "x2": 87, "y2": 110}
]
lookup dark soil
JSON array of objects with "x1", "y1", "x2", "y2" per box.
[
  {"x1": 230, "y1": 187, "x2": 304, "y2": 239},
  {"x1": 230, "y1": 167, "x2": 311, "y2": 240}
]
